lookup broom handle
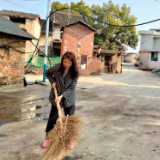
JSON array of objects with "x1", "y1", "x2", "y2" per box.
[{"x1": 54, "y1": 87, "x2": 63, "y2": 127}]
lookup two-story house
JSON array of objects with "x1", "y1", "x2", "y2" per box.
[
  {"x1": 0, "y1": 10, "x2": 41, "y2": 62},
  {"x1": 139, "y1": 29, "x2": 160, "y2": 69}
]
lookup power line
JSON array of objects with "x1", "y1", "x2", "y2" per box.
[
  {"x1": 25, "y1": 19, "x2": 48, "y2": 68},
  {"x1": 30, "y1": 40, "x2": 51, "y2": 67},
  {"x1": 0, "y1": 39, "x2": 51, "y2": 67},
  {"x1": 154, "y1": 0, "x2": 160, "y2": 2},
  {"x1": 25, "y1": 7, "x2": 160, "y2": 68},
  {"x1": 140, "y1": 37, "x2": 153, "y2": 45},
  {"x1": 3, "y1": 0, "x2": 45, "y2": 15},
  {"x1": 49, "y1": 8, "x2": 160, "y2": 27}
]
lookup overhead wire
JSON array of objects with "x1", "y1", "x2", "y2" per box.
[
  {"x1": 24, "y1": 19, "x2": 47, "y2": 68},
  {"x1": 48, "y1": 8, "x2": 160, "y2": 27},
  {"x1": 29, "y1": 40, "x2": 51, "y2": 67},
  {"x1": 25, "y1": 7, "x2": 160, "y2": 68},
  {"x1": 2, "y1": 7, "x2": 160, "y2": 69},
  {"x1": 0, "y1": 39, "x2": 51, "y2": 67},
  {"x1": 3, "y1": 0, "x2": 46, "y2": 15}
]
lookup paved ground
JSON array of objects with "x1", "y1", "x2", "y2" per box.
[{"x1": 1, "y1": 63, "x2": 160, "y2": 160}]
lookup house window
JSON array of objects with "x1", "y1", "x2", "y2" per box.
[
  {"x1": 81, "y1": 55, "x2": 87, "y2": 70},
  {"x1": 10, "y1": 17, "x2": 25, "y2": 24},
  {"x1": 151, "y1": 52, "x2": 158, "y2": 61}
]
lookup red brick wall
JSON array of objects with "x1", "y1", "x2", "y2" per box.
[
  {"x1": 0, "y1": 33, "x2": 26, "y2": 90},
  {"x1": 90, "y1": 57, "x2": 102, "y2": 75},
  {"x1": 61, "y1": 23, "x2": 98, "y2": 75}
]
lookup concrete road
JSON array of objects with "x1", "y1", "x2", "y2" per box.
[{"x1": 1, "y1": 63, "x2": 160, "y2": 160}]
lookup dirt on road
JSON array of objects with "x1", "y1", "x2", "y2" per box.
[{"x1": 1, "y1": 64, "x2": 160, "y2": 160}]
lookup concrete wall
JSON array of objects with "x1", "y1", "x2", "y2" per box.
[
  {"x1": 25, "y1": 18, "x2": 41, "y2": 62},
  {"x1": 53, "y1": 26, "x2": 61, "y2": 40},
  {"x1": 139, "y1": 30, "x2": 160, "y2": 51},
  {"x1": 139, "y1": 30, "x2": 160, "y2": 69},
  {"x1": 139, "y1": 52, "x2": 160, "y2": 69},
  {"x1": 153, "y1": 38, "x2": 160, "y2": 50},
  {"x1": 0, "y1": 33, "x2": 26, "y2": 91},
  {"x1": 140, "y1": 35, "x2": 153, "y2": 50},
  {"x1": 139, "y1": 53, "x2": 149, "y2": 68},
  {"x1": 39, "y1": 33, "x2": 53, "y2": 56},
  {"x1": 61, "y1": 23, "x2": 98, "y2": 75},
  {"x1": 148, "y1": 52, "x2": 160, "y2": 68}
]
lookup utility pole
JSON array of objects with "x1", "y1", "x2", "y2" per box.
[{"x1": 43, "y1": 0, "x2": 50, "y2": 82}]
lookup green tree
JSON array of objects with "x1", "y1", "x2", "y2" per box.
[
  {"x1": 91, "y1": 1, "x2": 138, "y2": 50},
  {"x1": 51, "y1": 1, "x2": 91, "y2": 23},
  {"x1": 51, "y1": 0, "x2": 138, "y2": 50},
  {"x1": 51, "y1": 1, "x2": 68, "y2": 12}
]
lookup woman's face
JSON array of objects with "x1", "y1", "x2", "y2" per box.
[{"x1": 63, "y1": 58, "x2": 72, "y2": 69}]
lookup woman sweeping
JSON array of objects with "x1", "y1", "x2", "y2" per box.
[{"x1": 42, "y1": 51, "x2": 79, "y2": 150}]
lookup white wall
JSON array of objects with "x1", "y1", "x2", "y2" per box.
[
  {"x1": 139, "y1": 30, "x2": 160, "y2": 69},
  {"x1": 153, "y1": 38, "x2": 160, "y2": 50},
  {"x1": 53, "y1": 26, "x2": 61, "y2": 40},
  {"x1": 140, "y1": 35, "x2": 153, "y2": 50},
  {"x1": 25, "y1": 18, "x2": 41, "y2": 62},
  {"x1": 139, "y1": 30, "x2": 160, "y2": 51}
]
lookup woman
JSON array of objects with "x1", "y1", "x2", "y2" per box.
[{"x1": 42, "y1": 51, "x2": 79, "y2": 149}]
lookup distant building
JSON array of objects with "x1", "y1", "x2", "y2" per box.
[
  {"x1": 0, "y1": 10, "x2": 41, "y2": 62},
  {"x1": 61, "y1": 21, "x2": 100, "y2": 75},
  {"x1": 124, "y1": 53, "x2": 138, "y2": 63},
  {"x1": 93, "y1": 46, "x2": 123, "y2": 74},
  {"x1": 139, "y1": 29, "x2": 160, "y2": 69}
]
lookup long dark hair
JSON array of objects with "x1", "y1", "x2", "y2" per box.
[{"x1": 59, "y1": 52, "x2": 79, "y2": 79}]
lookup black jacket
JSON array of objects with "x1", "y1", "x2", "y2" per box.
[{"x1": 45, "y1": 64, "x2": 77, "y2": 108}]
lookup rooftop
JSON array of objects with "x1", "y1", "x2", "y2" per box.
[
  {"x1": 0, "y1": 15, "x2": 36, "y2": 40},
  {"x1": 53, "y1": 11, "x2": 88, "y2": 26},
  {"x1": 62, "y1": 20, "x2": 96, "y2": 32},
  {"x1": 0, "y1": 10, "x2": 40, "y2": 20}
]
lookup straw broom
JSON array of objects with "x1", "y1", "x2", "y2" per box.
[{"x1": 42, "y1": 88, "x2": 83, "y2": 160}]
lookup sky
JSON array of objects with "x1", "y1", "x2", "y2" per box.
[{"x1": 1, "y1": 0, "x2": 160, "y2": 53}]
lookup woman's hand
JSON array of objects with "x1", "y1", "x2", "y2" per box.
[
  {"x1": 52, "y1": 82, "x2": 56, "y2": 89},
  {"x1": 55, "y1": 95, "x2": 63, "y2": 104}
]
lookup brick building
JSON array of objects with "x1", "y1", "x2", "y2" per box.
[
  {"x1": 61, "y1": 21, "x2": 101, "y2": 75},
  {"x1": 93, "y1": 46, "x2": 123, "y2": 74},
  {"x1": 0, "y1": 10, "x2": 41, "y2": 62},
  {"x1": 51, "y1": 11, "x2": 88, "y2": 58},
  {"x1": 0, "y1": 15, "x2": 36, "y2": 91}
]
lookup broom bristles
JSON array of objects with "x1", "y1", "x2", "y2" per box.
[{"x1": 42, "y1": 115, "x2": 83, "y2": 160}]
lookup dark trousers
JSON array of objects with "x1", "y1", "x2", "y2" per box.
[{"x1": 45, "y1": 104, "x2": 75, "y2": 134}]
